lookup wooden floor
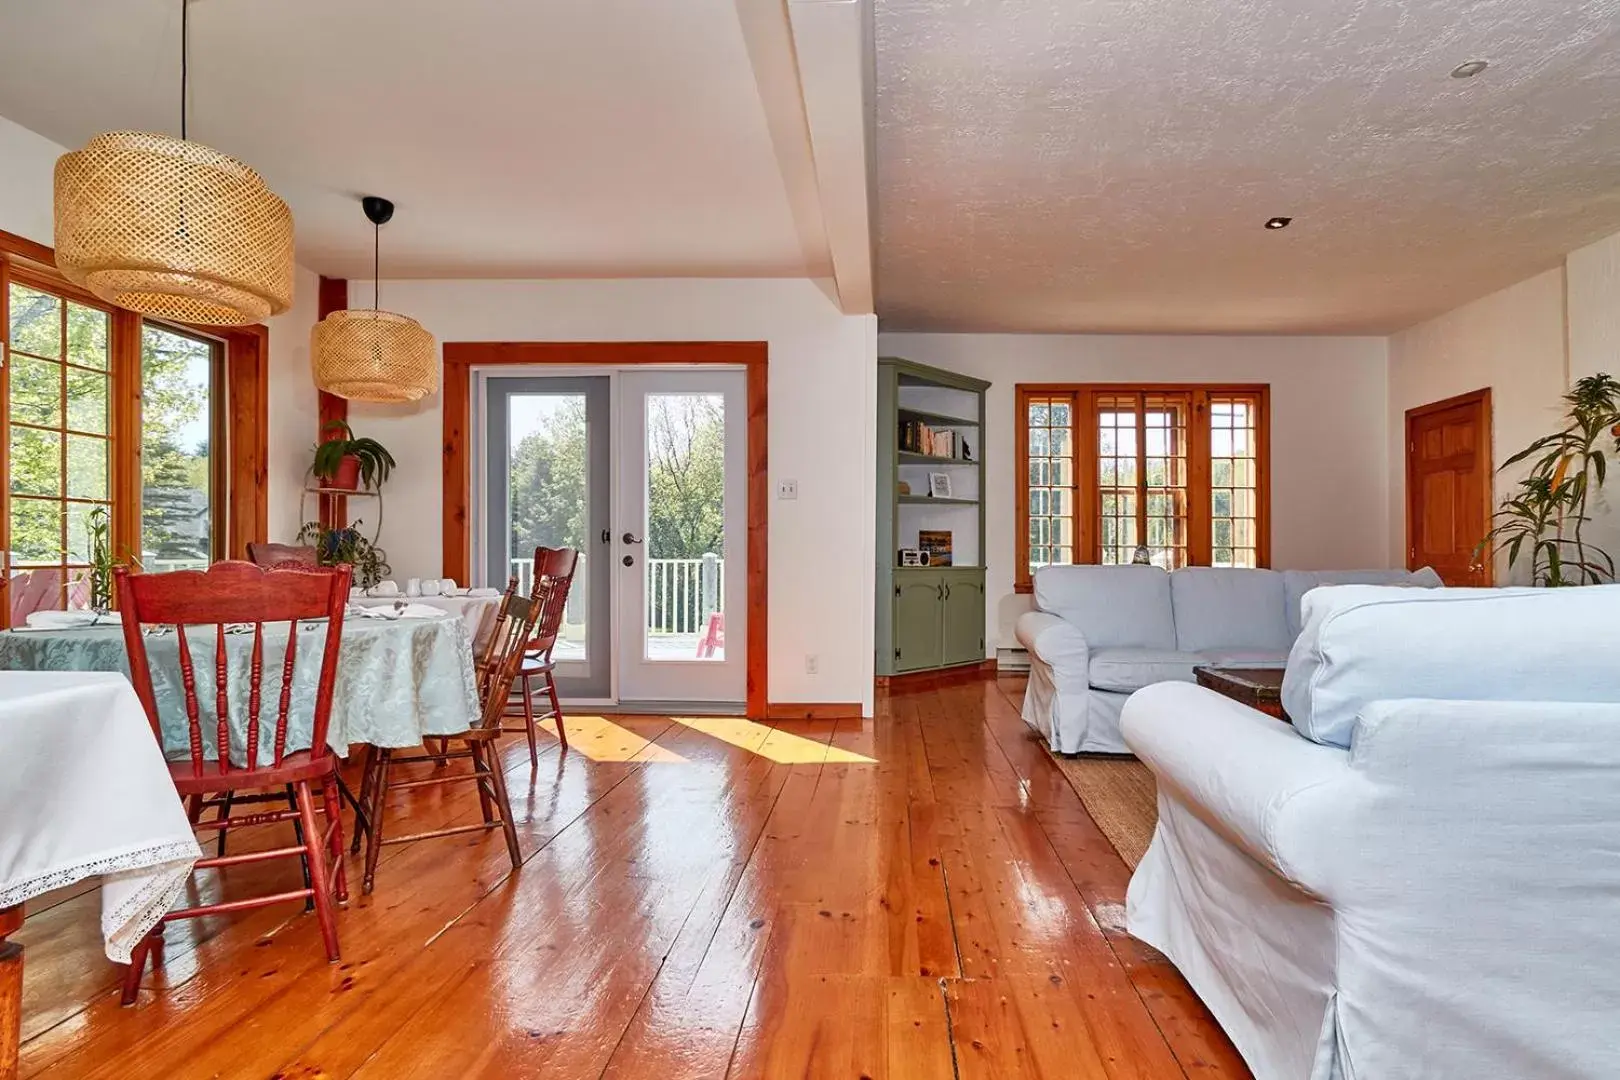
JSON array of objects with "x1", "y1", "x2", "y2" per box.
[{"x1": 15, "y1": 676, "x2": 1250, "y2": 1079}]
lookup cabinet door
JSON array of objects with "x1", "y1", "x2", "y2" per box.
[
  {"x1": 894, "y1": 577, "x2": 945, "y2": 672},
  {"x1": 942, "y1": 575, "x2": 985, "y2": 667}
]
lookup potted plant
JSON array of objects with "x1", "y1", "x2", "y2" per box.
[
  {"x1": 83, "y1": 505, "x2": 139, "y2": 612},
  {"x1": 296, "y1": 521, "x2": 391, "y2": 590},
  {"x1": 312, "y1": 421, "x2": 396, "y2": 493},
  {"x1": 1479, "y1": 373, "x2": 1620, "y2": 586}
]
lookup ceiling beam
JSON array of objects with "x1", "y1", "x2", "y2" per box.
[{"x1": 785, "y1": 0, "x2": 875, "y2": 315}]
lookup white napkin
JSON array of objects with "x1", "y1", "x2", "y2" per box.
[
  {"x1": 349, "y1": 602, "x2": 446, "y2": 621},
  {"x1": 467, "y1": 587, "x2": 500, "y2": 598},
  {"x1": 22, "y1": 610, "x2": 123, "y2": 630}
]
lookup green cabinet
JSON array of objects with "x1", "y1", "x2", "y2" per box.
[
  {"x1": 893, "y1": 571, "x2": 946, "y2": 672},
  {"x1": 941, "y1": 572, "x2": 986, "y2": 668},
  {"x1": 876, "y1": 358, "x2": 991, "y2": 677}
]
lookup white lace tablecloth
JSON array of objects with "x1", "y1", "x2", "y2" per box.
[
  {"x1": 350, "y1": 594, "x2": 501, "y2": 651},
  {"x1": 0, "y1": 671, "x2": 200, "y2": 963}
]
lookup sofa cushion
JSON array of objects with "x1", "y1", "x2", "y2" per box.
[
  {"x1": 1033, "y1": 565, "x2": 1176, "y2": 650},
  {"x1": 1170, "y1": 568, "x2": 1289, "y2": 653},
  {"x1": 1282, "y1": 583, "x2": 1620, "y2": 748},
  {"x1": 1089, "y1": 648, "x2": 1203, "y2": 692},
  {"x1": 1282, "y1": 567, "x2": 1442, "y2": 639}
]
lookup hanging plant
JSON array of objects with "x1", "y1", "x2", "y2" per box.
[
  {"x1": 311, "y1": 421, "x2": 396, "y2": 492},
  {"x1": 1478, "y1": 373, "x2": 1620, "y2": 586},
  {"x1": 296, "y1": 520, "x2": 391, "y2": 590}
]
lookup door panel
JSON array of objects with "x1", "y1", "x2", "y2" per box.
[
  {"x1": 616, "y1": 370, "x2": 746, "y2": 704},
  {"x1": 482, "y1": 376, "x2": 611, "y2": 699},
  {"x1": 1407, "y1": 390, "x2": 1491, "y2": 586},
  {"x1": 894, "y1": 572, "x2": 944, "y2": 672},
  {"x1": 942, "y1": 573, "x2": 986, "y2": 667}
]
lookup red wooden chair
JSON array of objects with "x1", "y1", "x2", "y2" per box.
[
  {"x1": 114, "y1": 561, "x2": 351, "y2": 1006},
  {"x1": 504, "y1": 547, "x2": 579, "y2": 763},
  {"x1": 9, "y1": 567, "x2": 63, "y2": 624},
  {"x1": 355, "y1": 575, "x2": 539, "y2": 894},
  {"x1": 246, "y1": 542, "x2": 319, "y2": 569}
]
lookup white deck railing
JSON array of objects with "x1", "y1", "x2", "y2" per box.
[{"x1": 508, "y1": 553, "x2": 722, "y2": 635}]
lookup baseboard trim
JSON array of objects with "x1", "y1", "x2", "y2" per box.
[
  {"x1": 876, "y1": 659, "x2": 997, "y2": 688},
  {"x1": 765, "y1": 702, "x2": 865, "y2": 720}
]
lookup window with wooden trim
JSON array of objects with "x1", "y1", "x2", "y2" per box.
[
  {"x1": 1, "y1": 231, "x2": 268, "y2": 621},
  {"x1": 1016, "y1": 384, "x2": 1269, "y2": 590}
]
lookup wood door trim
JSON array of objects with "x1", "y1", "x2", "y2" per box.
[
  {"x1": 441, "y1": 341, "x2": 769, "y2": 718},
  {"x1": 1405, "y1": 387, "x2": 1493, "y2": 585}
]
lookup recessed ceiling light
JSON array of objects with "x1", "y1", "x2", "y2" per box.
[
  {"x1": 1265, "y1": 217, "x2": 1292, "y2": 230},
  {"x1": 1450, "y1": 59, "x2": 1489, "y2": 79}
]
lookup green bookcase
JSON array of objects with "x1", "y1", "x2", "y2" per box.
[{"x1": 876, "y1": 358, "x2": 991, "y2": 676}]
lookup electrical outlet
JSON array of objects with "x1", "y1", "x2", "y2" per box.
[
  {"x1": 805, "y1": 653, "x2": 819, "y2": 675},
  {"x1": 777, "y1": 479, "x2": 798, "y2": 500}
]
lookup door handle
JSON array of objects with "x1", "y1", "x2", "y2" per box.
[
  {"x1": 944, "y1": 583, "x2": 951, "y2": 600},
  {"x1": 600, "y1": 529, "x2": 612, "y2": 545},
  {"x1": 622, "y1": 532, "x2": 644, "y2": 545}
]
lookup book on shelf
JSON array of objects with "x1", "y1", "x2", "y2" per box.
[{"x1": 899, "y1": 419, "x2": 972, "y2": 461}]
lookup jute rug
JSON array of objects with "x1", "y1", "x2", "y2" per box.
[{"x1": 1049, "y1": 753, "x2": 1158, "y2": 870}]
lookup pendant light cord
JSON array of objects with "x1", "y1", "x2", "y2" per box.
[
  {"x1": 180, "y1": 0, "x2": 188, "y2": 140},
  {"x1": 374, "y1": 220, "x2": 381, "y2": 311}
]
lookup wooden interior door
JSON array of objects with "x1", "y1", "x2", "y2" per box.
[{"x1": 1406, "y1": 389, "x2": 1492, "y2": 586}]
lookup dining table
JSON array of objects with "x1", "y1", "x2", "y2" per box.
[
  {"x1": 0, "y1": 671, "x2": 203, "y2": 1079},
  {"x1": 349, "y1": 592, "x2": 502, "y2": 652},
  {"x1": 0, "y1": 609, "x2": 482, "y2": 753}
]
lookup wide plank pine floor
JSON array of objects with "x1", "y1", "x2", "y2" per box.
[{"x1": 15, "y1": 676, "x2": 1250, "y2": 1078}]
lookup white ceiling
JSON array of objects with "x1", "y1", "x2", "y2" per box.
[
  {"x1": 0, "y1": 0, "x2": 831, "y2": 281},
  {"x1": 876, "y1": 0, "x2": 1620, "y2": 334}
]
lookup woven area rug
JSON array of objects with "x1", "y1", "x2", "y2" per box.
[{"x1": 1050, "y1": 754, "x2": 1158, "y2": 870}]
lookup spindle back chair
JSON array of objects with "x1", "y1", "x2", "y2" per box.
[
  {"x1": 505, "y1": 546, "x2": 580, "y2": 762},
  {"x1": 113, "y1": 561, "x2": 351, "y2": 1006},
  {"x1": 355, "y1": 575, "x2": 541, "y2": 894}
]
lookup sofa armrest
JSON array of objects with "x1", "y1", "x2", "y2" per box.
[
  {"x1": 1122, "y1": 681, "x2": 1349, "y2": 889},
  {"x1": 1014, "y1": 611, "x2": 1089, "y2": 681}
]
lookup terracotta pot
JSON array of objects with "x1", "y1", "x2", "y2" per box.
[{"x1": 329, "y1": 454, "x2": 362, "y2": 491}]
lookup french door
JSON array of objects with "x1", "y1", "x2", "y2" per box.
[{"x1": 478, "y1": 368, "x2": 746, "y2": 708}]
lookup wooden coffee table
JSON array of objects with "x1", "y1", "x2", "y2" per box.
[{"x1": 1192, "y1": 666, "x2": 1288, "y2": 720}]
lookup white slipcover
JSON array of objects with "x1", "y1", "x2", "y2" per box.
[
  {"x1": 1283, "y1": 583, "x2": 1620, "y2": 747},
  {"x1": 1019, "y1": 565, "x2": 1441, "y2": 755},
  {"x1": 1125, "y1": 682, "x2": 1620, "y2": 1079}
]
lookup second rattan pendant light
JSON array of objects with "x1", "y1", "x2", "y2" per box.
[{"x1": 311, "y1": 196, "x2": 437, "y2": 403}]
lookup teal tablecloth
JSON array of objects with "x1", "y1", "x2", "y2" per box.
[{"x1": 0, "y1": 614, "x2": 480, "y2": 758}]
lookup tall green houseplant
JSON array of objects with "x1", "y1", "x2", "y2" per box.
[{"x1": 1480, "y1": 373, "x2": 1620, "y2": 586}]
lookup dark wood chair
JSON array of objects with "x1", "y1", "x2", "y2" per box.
[
  {"x1": 114, "y1": 561, "x2": 351, "y2": 1006},
  {"x1": 246, "y1": 542, "x2": 319, "y2": 569},
  {"x1": 504, "y1": 547, "x2": 580, "y2": 763},
  {"x1": 355, "y1": 575, "x2": 541, "y2": 894}
]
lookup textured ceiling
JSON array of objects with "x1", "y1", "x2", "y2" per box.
[
  {"x1": 876, "y1": 0, "x2": 1620, "y2": 334},
  {"x1": 0, "y1": 0, "x2": 822, "y2": 280}
]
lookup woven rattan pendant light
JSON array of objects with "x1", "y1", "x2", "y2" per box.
[
  {"x1": 310, "y1": 196, "x2": 437, "y2": 403},
  {"x1": 53, "y1": 0, "x2": 293, "y2": 325}
]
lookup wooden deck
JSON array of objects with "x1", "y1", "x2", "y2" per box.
[{"x1": 14, "y1": 676, "x2": 1249, "y2": 1078}]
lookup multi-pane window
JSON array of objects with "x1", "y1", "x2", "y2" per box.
[
  {"x1": 2, "y1": 265, "x2": 230, "y2": 616},
  {"x1": 6, "y1": 283, "x2": 113, "y2": 590},
  {"x1": 1209, "y1": 395, "x2": 1259, "y2": 568},
  {"x1": 1026, "y1": 395, "x2": 1075, "y2": 569},
  {"x1": 1017, "y1": 384, "x2": 1268, "y2": 588}
]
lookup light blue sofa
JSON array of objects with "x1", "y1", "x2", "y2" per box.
[{"x1": 1014, "y1": 565, "x2": 1441, "y2": 754}]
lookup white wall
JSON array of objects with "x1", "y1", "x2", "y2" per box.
[
  {"x1": 1565, "y1": 230, "x2": 1620, "y2": 560},
  {"x1": 879, "y1": 332, "x2": 1392, "y2": 648},
  {"x1": 1386, "y1": 269, "x2": 1569, "y2": 581},
  {"x1": 332, "y1": 278, "x2": 877, "y2": 712},
  {"x1": 0, "y1": 114, "x2": 60, "y2": 247}
]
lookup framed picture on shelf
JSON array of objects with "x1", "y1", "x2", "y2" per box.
[
  {"x1": 918, "y1": 530, "x2": 953, "y2": 566},
  {"x1": 927, "y1": 472, "x2": 953, "y2": 499}
]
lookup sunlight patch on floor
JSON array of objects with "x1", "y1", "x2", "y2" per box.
[
  {"x1": 539, "y1": 716, "x2": 688, "y2": 763},
  {"x1": 670, "y1": 717, "x2": 877, "y2": 765}
]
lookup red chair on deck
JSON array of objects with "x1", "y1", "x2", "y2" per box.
[
  {"x1": 114, "y1": 561, "x2": 351, "y2": 1006},
  {"x1": 503, "y1": 546, "x2": 579, "y2": 762}
]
